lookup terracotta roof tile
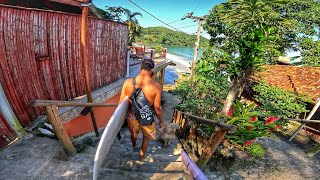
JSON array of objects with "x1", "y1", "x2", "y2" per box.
[{"x1": 253, "y1": 65, "x2": 320, "y2": 103}]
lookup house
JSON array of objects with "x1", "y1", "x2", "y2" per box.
[
  {"x1": 253, "y1": 65, "x2": 320, "y2": 138},
  {"x1": 0, "y1": 0, "x2": 129, "y2": 147}
]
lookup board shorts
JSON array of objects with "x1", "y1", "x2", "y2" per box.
[{"x1": 127, "y1": 113, "x2": 156, "y2": 140}]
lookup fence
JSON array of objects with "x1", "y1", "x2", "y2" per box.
[
  {"x1": 0, "y1": 5, "x2": 128, "y2": 126},
  {"x1": 172, "y1": 110, "x2": 237, "y2": 167}
]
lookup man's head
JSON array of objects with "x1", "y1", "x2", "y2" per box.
[{"x1": 140, "y1": 59, "x2": 154, "y2": 72}]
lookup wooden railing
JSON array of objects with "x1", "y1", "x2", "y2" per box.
[
  {"x1": 30, "y1": 101, "x2": 117, "y2": 155},
  {"x1": 172, "y1": 110, "x2": 237, "y2": 167}
]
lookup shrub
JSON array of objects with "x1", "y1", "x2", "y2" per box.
[
  {"x1": 225, "y1": 100, "x2": 287, "y2": 146},
  {"x1": 253, "y1": 82, "x2": 309, "y2": 118},
  {"x1": 244, "y1": 143, "x2": 265, "y2": 158}
]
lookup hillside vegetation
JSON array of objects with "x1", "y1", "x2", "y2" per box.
[{"x1": 136, "y1": 27, "x2": 209, "y2": 47}]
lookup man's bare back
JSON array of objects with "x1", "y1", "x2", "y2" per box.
[{"x1": 118, "y1": 59, "x2": 164, "y2": 161}]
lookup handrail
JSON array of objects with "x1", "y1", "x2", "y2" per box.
[
  {"x1": 93, "y1": 96, "x2": 129, "y2": 180},
  {"x1": 30, "y1": 99, "x2": 117, "y2": 107},
  {"x1": 173, "y1": 109, "x2": 238, "y2": 168},
  {"x1": 179, "y1": 112, "x2": 237, "y2": 133}
]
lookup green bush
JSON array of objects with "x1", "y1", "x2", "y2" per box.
[
  {"x1": 226, "y1": 100, "x2": 286, "y2": 146},
  {"x1": 253, "y1": 82, "x2": 309, "y2": 118},
  {"x1": 244, "y1": 143, "x2": 265, "y2": 158}
]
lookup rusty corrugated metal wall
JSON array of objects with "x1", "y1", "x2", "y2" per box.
[
  {"x1": 0, "y1": 6, "x2": 128, "y2": 126},
  {"x1": 0, "y1": 111, "x2": 16, "y2": 148}
]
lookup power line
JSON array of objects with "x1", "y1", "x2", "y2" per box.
[
  {"x1": 176, "y1": 24, "x2": 198, "y2": 30},
  {"x1": 191, "y1": 1, "x2": 201, "y2": 13},
  {"x1": 128, "y1": 0, "x2": 188, "y2": 33}
]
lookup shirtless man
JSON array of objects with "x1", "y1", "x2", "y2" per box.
[{"x1": 119, "y1": 59, "x2": 164, "y2": 161}]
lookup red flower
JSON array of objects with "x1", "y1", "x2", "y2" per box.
[
  {"x1": 244, "y1": 140, "x2": 253, "y2": 146},
  {"x1": 251, "y1": 116, "x2": 257, "y2": 122},
  {"x1": 274, "y1": 116, "x2": 281, "y2": 122},
  {"x1": 247, "y1": 126, "x2": 252, "y2": 130},
  {"x1": 223, "y1": 139, "x2": 228, "y2": 143},
  {"x1": 227, "y1": 106, "x2": 234, "y2": 117},
  {"x1": 276, "y1": 125, "x2": 281, "y2": 129},
  {"x1": 265, "y1": 116, "x2": 281, "y2": 124}
]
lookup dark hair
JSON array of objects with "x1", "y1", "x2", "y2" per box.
[{"x1": 141, "y1": 59, "x2": 155, "y2": 71}]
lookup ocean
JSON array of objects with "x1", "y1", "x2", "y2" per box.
[{"x1": 162, "y1": 46, "x2": 200, "y2": 84}]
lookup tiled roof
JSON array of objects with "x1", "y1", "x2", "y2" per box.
[{"x1": 253, "y1": 65, "x2": 320, "y2": 103}]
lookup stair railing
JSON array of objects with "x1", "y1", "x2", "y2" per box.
[
  {"x1": 172, "y1": 109, "x2": 237, "y2": 168},
  {"x1": 30, "y1": 100, "x2": 117, "y2": 155}
]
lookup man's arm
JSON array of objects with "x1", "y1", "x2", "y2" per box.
[
  {"x1": 119, "y1": 80, "x2": 129, "y2": 104},
  {"x1": 153, "y1": 84, "x2": 164, "y2": 127}
]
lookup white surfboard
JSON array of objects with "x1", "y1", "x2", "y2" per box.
[{"x1": 93, "y1": 96, "x2": 129, "y2": 180}]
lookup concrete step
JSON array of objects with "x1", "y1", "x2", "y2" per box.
[
  {"x1": 97, "y1": 168, "x2": 189, "y2": 180},
  {"x1": 101, "y1": 160, "x2": 183, "y2": 173},
  {"x1": 34, "y1": 159, "x2": 90, "y2": 179}
]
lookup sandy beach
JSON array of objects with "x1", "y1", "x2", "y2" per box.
[{"x1": 163, "y1": 53, "x2": 191, "y2": 85}]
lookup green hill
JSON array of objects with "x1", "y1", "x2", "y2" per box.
[{"x1": 136, "y1": 27, "x2": 209, "y2": 47}]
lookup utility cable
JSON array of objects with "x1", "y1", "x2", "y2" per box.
[
  {"x1": 176, "y1": 24, "x2": 198, "y2": 30},
  {"x1": 128, "y1": 0, "x2": 189, "y2": 33}
]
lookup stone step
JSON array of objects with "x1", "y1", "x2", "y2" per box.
[
  {"x1": 34, "y1": 159, "x2": 90, "y2": 179},
  {"x1": 97, "y1": 168, "x2": 189, "y2": 180},
  {"x1": 101, "y1": 160, "x2": 183, "y2": 173}
]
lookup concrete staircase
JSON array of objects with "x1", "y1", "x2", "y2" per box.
[{"x1": 32, "y1": 128, "x2": 188, "y2": 180}]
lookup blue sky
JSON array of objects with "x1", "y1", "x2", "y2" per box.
[{"x1": 93, "y1": 0, "x2": 225, "y2": 38}]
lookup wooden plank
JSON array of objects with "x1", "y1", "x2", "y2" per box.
[
  {"x1": 46, "y1": 105, "x2": 76, "y2": 155},
  {"x1": 196, "y1": 128, "x2": 227, "y2": 168}
]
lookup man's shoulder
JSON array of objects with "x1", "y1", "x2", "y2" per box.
[
  {"x1": 124, "y1": 78, "x2": 133, "y2": 86},
  {"x1": 150, "y1": 80, "x2": 161, "y2": 91}
]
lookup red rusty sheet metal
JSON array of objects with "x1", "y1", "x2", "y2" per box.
[
  {"x1": 0, "y1": 111, "x2": 17, "y2": 148},
  {"x1": 0, "y1": 6, "x2": 128, "y2": 127}
]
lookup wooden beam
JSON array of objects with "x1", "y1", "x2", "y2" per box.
[
  {"x1": 178, "y1": 111, "x2": 237, "y2": 133},
  {"x1": 81, "y1": 0, "x2": 99, "y2": 137},
  {"x1": 159, "y1": 68, "x2": 165, "y2": 90},
  {"x1": 46, "y1": 105, "x2": 77, "y2": 155},
  {"x1": 196, "y1": 127, "x2": 227, "y2": 168},
  {"x1": 153, "y1": 59, "x2": 172, "y2": 73},
  {"x1": 31, "y1": 100, "x2": 117, "y2": 108}
]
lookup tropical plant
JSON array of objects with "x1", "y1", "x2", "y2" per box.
[
  {"x1": 253, "y1": 82, "x2": 309, "y2": 118},
  {"x1": 97, "y1": 6, "x2": 126, "y2": 22},
  {"x1": 299, "y1": 38, "x2": 320, "y2": 67},
  {"x1": 136, "y1": 27, "x2": 209, "y2": 47},
  {"x1": 225, "y1": 100, "x2": 286, "y2": 146},
  {"x1": 123, "y1": 9, "x2": 143, "y2": 45},
  {"x1": 174, "y1": 47, "x2": 230, "y2": 119},
  {"x1": 96, "y1": 6, "x2": 143, "y2": 45},
  {"x1": 203, "y1": 0, "x2": 320, "y2": 115}
]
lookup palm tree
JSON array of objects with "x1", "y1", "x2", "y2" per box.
[{"x1": 123, "y1": 9, "x2": 142, "y2": 45}]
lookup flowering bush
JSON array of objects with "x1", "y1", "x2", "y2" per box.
[{"x1": 225, "y1": 100, "x2": 287, "y2": 146}]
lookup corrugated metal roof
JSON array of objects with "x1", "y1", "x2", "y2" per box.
[{"x1": 253, "y1": 65, "x2": 320, "y2": 103}]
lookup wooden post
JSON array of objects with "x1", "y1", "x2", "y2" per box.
[
  {"x1": 163, "y1": 48, "x2": 167, "y2": 59},
  {"x1": 289, "y1": 98, "x2": 320, "y2": 141},
  {"x1": 150, "y1": 49, "x2": 154, "y2": 61},
  {"x1": 126, "y1": 49, "x2": 131, "y2": 77},
  {"x1": 46, "y1": 105, "x2": 76, "y2": 155},
  {"x1": 81, "y1": 1, "x2": 99, "y2": 137},
  {"x1": 190, "y1": 19, "x2": 203, "y2": 80},
  {"x1": 196, "y1": 127, "x2": 227, "y2": 168},
  {"x1": 159, "y1": 68, "x2": 165, "y2": 90}
]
